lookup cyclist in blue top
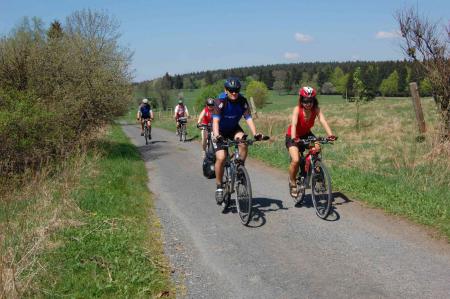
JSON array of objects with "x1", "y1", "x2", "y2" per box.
[
  {"x1": 137, "y1": 98, "x2": 154, "y2": 137},
  {"x1": 212, "y1": 77, "x2": 263, "y2": 203}
]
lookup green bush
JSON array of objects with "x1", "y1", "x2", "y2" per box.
[
  {"x1": 194, "y1": 81, "x2": 223, "y2": 112},
  {"x1": 0, "y1": 11, "x2": 132, "y2": 176}
]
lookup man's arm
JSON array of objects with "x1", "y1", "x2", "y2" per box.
[
  {"x1": 245, "y1": 118, "x2": 257, "y2": 136},
  {"x1": 212, "y1": 117, "x2": 220, "y2": 138}
]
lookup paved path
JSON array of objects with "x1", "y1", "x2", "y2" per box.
[{"x1": 122, "y1": 125, "x2": 450, "y2": 299}]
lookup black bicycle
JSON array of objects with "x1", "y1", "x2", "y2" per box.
[
  {"x1": 143, "y1": 118, "x2": 152, "y2": 145},
  {"x1": 177, "y1": 117, "x2": 188, "y2": 142},
  {"x1": 293, "y1": 136, "x2": 335, "y2": 219},
  {"x1": 197, "y1": 123, "x2": 213, "y2": 155},
  {"x1": 220, "y1": 135, "x2": 269, "y2": 225}
]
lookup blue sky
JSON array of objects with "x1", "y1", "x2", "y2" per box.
[{"x1": 1, "y1": 0, "x2": 448, "y2": 82}]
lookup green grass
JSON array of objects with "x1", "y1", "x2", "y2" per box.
[{"x1": 23, "y1": 125, "x2": 173, "y2": 297}]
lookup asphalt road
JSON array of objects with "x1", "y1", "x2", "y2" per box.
[{"x1": 122, "y1": 125, "x2": 450, "y2": 299}]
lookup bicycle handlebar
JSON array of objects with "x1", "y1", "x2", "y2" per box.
[
  {"x1": 197, "y1": 123, "x2": 212, "y2": 129},
  {"x1": 294, "y1": 136, "x2": 336, "y2": 145},
  {"x1": 222, "y1": 135, "x2": 270, "y2": 147}
]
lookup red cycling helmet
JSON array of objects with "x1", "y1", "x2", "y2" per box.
[{"x1": 299, "y1": 86, "x2": 316, "y2": 98}]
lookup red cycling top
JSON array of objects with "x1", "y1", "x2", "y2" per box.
[
  {"x1": 201, "y1": 107, "x2": 213, "y2": 125},
  {"x1": 286, "y1": 105, "x2": 318, "y2": 138}
]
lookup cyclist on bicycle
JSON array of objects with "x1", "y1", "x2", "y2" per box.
[
  {"x1": 286, "y1": 86, "x2": 336, "y2": 197},
  {"x1": 174, "y1": 99, "x2": 189, "y2": 134},
  {"x1": 213, "y1": 77, "x2": 263, "y2": 203},
  {"x1": 137, "y1": 98, "x2": 154, "y2": 137},
  {"x1": 197, "y1": 98, "x2": 214, "y2": 158}
]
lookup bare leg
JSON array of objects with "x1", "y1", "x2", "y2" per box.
[
  {"x1": 215, "y1": 149, "x2": 226, "y2": 186},
  {"x1": 288, "y1": 146, "x2": 300, "y2": 184}
]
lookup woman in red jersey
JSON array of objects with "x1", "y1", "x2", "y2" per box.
[{"x1": 285, "y1": 86, "x2": 336, "y2": 198}]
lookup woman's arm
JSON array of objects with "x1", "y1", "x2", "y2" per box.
[
  {"x1": 197, "y1": 109, "x2": 205, "y2": 124},
  {"x1": 290, "y1": 106, "x2": 299, "y2": 138}
]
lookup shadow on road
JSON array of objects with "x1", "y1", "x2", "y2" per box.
[
  {"x1": 220, "y1": 197, "x2": 286, "y2": 228},
  {"x1": 250, "y1": 197, "x2": 288, "y2": 228},
  {"x1": 292, "y1": 191, "x2": 351, "y2": 222},
  {"x1": 137, "y1": 140, "x2": 169, "y2": 161}
]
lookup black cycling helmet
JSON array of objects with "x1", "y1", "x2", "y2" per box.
[
  {"x1": 206, "y1": 98, "x2": 214, "y2": 106},
  {"x1": 224, "y1": 77, "x2": 241, "y2": 92}
]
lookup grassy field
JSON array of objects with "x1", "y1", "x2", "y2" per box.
[
  {"x1": 149, "y1": 89, "x2": 450, "y2": 240},
  {"x1": 1, "y1": 126, "x2": 174, "y2": 298}
]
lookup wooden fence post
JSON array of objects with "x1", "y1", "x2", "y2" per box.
[
  {"x1": 249, "y1": 97, "x2": 258, "y2": 119},
  {"x1": 409, "y1": 82, "x2": 426, "y2": 134}
]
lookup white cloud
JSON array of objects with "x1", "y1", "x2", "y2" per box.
[
  {"x1": 375, "y1": 30, "x2": 400, "y2": 39},
  {"x1": 294, "y1": 33, "x2": 313, "y2": 43},
  {"x1": 284, "y1": 52, "x2": 300, "y2": 60}
]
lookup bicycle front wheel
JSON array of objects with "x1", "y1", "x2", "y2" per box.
[
  {"x1": 311, "y1": 161, "x2": 333, "y2": 219},
  {"x1": 235, "y1": 166, "x2": 253, "y2": 225}
]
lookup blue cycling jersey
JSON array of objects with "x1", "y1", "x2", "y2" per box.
[
  {"x1": 140, "y1": 104, "x2": 152, "y2": 118},
  {"x1": 212, "y1": 95, "x2": 252, "y2": 134}
]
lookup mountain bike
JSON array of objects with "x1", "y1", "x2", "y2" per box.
[
  {"x1": 220, "y1": 135, "x2": 269, "y2": 225},
  {"x1": 143, "y1": 118, "x2": 152, "y2": 145},
  {"x1": 197, "y1": 123, "x2": 213, "y2": 155},
  {"x1": 177, "y1": 117, "x2": 188, "y2": 142},
  {"x1": 293, "y1": 136, "x2": 335, "y2": 219}
]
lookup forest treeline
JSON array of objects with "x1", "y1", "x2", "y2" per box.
[
  {"x1": 0, "y1": 10, "x2": 132, "y2": 177},
  {"x1": 136, "y1": 59, "x2": 432, "y2": 101}
]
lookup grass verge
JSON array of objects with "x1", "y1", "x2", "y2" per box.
[{"x1": 1, "y1": 125, "x2": 174, "y2": 298}]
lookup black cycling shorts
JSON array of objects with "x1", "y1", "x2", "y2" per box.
[
  {"x1": 214, "y1": 125, "x2": 245, "y2": 152},
  {"x1": 285, "y1": 132, "x2": 315, "y2": 153}
]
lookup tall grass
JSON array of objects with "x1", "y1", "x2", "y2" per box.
[{"x1": 1, "y1": 126, "x2": 174, "y2": 297}]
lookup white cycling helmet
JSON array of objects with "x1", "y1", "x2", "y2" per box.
[{"x1": 142, "y1": 98, "x2": 148, "y2": 104}]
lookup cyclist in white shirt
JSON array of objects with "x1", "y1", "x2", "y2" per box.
[{"x1": 173, "y1": 99, "x2": 189, "y2": 134}]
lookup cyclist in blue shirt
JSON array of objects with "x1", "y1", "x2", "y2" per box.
[
  {"x1": 137, "y1": 98, "x2": 154, "y2": 137},
  {"x1": 212, "y1": 77, "x2": 263, "y2": 204}
]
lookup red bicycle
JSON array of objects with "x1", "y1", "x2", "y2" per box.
[{"x1": 293, "y1": 136, "x2": 336, "y2": 219}]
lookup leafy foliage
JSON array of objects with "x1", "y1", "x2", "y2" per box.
[
  {"x1": 0, "y1": 10, "x2": 132, "y2": 175},
  {"x1": 245, "y1": 80, "x2": 269, "y2": 109},
  {"x1": 194, "y1": 81, "x2": 223, "y2": 112}
]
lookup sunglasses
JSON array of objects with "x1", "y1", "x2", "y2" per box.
[
  {"x1": 302, "y1": 99, "x2": 313, "y2": 104},
  {"x1": 226, "y1": 88, "x2": 240, "y2": 94}
]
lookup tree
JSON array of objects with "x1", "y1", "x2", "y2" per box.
[
  {"x1": 353, "y1": 67, "x2": 365, "y2": 129},
  {"x1": 47, "y1": 20, "x2": 63, "y2": 39},
  {"x1": 419, "y1": 77, "x2": 433, "y2": 96},
  {"x1": 272, "y1": 70, "x2": 287, "y2": 94},
  {"x1": 246, "y1": 80, "x2": 269, "y2": 108},
  {"x1": 330, "y1": 67, "x2": 348, "y2": 95},
  {"x1": 194, "y1": 81, "x2": 223, "y2": 112},
  {"x1": 321, "y1": 82, "x2": 336, "y2": 94},
  {"x1": 397, "y1": 7, "x2": 450, "y2": 140},
  {"x1": 183, "y1": 76, "x2": 194, "y2": 90},
  {"x1": 379, "y1": 70, "x2": 399, "y2": 97}
]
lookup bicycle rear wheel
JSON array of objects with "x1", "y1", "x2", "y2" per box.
[
  {"x1": 182, "y1": 124, "x2": 187, "y2": 142},
  {"x1": 235, "y1": 166, "x2": 253, "y2": 225},
  {"x1": 311, "y1": 161, "x2": 332, "y2": 219},
  {"x1": 221, "y1": 166, "x2": 231, "y2": 212},
  {"x1": 144, "y1": 126, "x2": 149, "y2": 145}
]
